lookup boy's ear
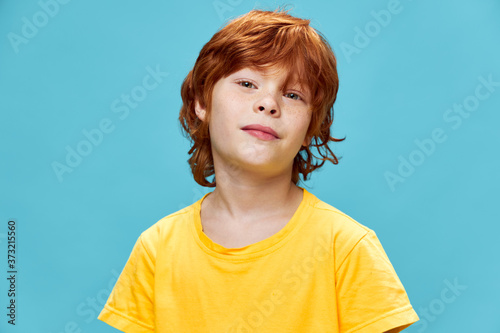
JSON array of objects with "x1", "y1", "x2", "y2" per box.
[
  {"x1": 194, "y1": 99, "x2": 207, "y2": 122},
  {"x1": 302, "y1": 135, "x2": 311, "y2": 147}
]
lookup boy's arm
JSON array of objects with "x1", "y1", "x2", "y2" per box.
[{"x1": 98, "y1": 234, "x2": 156, "y2": 332}]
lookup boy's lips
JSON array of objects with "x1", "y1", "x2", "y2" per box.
[{"x1": 241, "y1": 124, "x2": 280, "y2": 139}]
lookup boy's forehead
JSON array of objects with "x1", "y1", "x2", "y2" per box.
[{"x1": 254, "y1": 65, "x2": 297, "y2": 80}]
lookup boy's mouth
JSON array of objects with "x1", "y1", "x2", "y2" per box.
[{"x1": 241, "y1": 124, "x2": 280, "y2": 140}]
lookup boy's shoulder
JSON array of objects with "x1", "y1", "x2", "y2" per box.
[
  {"x1": 306, "y1": 189, "x2": 373, "y2": 237},
  {"x1": 136, "y1": 202, "x2": 198, "y2": 249},
  {"x1": 306, "y1": 190, "x2": 392, "y2": 274}
]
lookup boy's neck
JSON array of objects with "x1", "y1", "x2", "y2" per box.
[{"x1": 203, "y1": 174, "x2": 303, "y2": 225}]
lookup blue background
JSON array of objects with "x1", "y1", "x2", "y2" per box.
[{"x1": 1, "y1": 0, "x2": 499, "y2": 332}]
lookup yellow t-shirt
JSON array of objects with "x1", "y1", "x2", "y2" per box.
[{"x1": 98, "y1": 187, "x2": 419, "y2": 332}]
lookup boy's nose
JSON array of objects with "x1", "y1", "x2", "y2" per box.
[
  {"x1": 258, "y1": 105, "x2": 277, "y2": 115},
  {"x1": 255, "y1": 93, "x2": 280, "y2": 116}
]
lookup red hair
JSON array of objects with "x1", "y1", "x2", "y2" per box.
[{"x1": 179, "y1": 7, "x2": 344, "y2": 187}]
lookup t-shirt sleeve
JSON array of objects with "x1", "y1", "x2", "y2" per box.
[
  {"x1": 335, "y1": 230, "x2": 419, "y2": 333},
  {"x1": 98, "y1": 234, "x2": 155, "y2": 332}
]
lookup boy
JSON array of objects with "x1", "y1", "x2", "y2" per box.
[{"x1": 98, "y1": 8, "x2": 419, "y2": 332}]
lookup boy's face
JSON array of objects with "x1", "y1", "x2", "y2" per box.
[{"x1": 195, "y1": 66, "x2": 312, "y2": 179}]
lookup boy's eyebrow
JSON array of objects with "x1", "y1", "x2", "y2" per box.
[{"x1": 287, "y1": 80, "x2": 311, "y2": 98}]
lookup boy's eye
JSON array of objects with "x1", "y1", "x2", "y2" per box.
[
  {"x1": 236, "y1": 80, "x2": 303, "y2": 101},
  {"x1": 285, "y1": 92, "x2": 302, "y2": 100},
  {"x1": 237, "y1": 81, "x2": 255, "y2": 89}
]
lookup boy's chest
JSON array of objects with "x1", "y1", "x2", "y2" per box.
[{"x1": 154, "y1": 220, "x2": 337, "y2": 332}]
